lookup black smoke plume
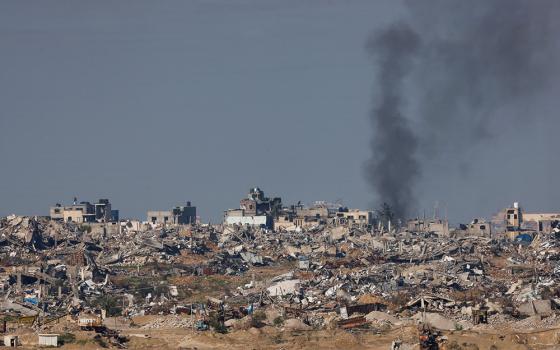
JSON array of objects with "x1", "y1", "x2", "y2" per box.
[
  {"x1": 365, "y1": 0, "x2": 560, "y2": 220},
  {"x1": 365, "y1": 23, "x2": 420, "y2": 220}
]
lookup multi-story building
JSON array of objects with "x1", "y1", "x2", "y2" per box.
[
  {"x1": 275, "y1": 202, "x2": 373, "y2": 231},
  {"x1": 224, "y1": 188, "x2": 281, "y2": 228},
  {"x1": 50, "y1": 198, "x2": 118, "y2": 223},
  {"x1": 147, "y1": 202, "x2": 197, "y2": 225},
  {"x1": 455, "y1": 218, "x2": 492, "y2": 237}
]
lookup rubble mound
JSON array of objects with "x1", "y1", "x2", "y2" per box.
[{"x1": 139, "y1": 315, "x2": 195, "y2": 329}]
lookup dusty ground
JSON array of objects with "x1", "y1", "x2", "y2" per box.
[
  {"x1": 13, "y1": 319, "x2": 560, "y2": 349},
  {"x1": 115, "y1": 326, "x2": 560, "y2": 350}
]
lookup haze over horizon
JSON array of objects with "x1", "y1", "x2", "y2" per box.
[{"x1": 1, "y1": 0, "x2": 559, "y2": 224}]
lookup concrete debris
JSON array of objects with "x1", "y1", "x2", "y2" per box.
[
  {"x1": 1, "y1": 198, "x2": 560, "y2": 347},
  {"x1": 413, "y1": 312, "x2": 456, "y2": 331}
]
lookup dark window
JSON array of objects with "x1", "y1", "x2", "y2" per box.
[
  {"x1": 480, "y1": 225, "x2": 486, "y2": 230},
  {"x1": 514, "y1": 214, "x2": 517, "y2": 219},
  {"x1": 164, "y1": 216, "x2": 169, "y2": 222},
  {"x1": 151, "y1": 217, "x2": 157, "y2": 222}
]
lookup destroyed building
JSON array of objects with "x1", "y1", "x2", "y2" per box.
[
  {"x1": 147, "y1": 201, "x2": 197, "y2": 225},
  {"x1": 406, "y1": 218, "x2": 449, "y2": 236},
  {"x1": 225, "y1": 189, "x2": 374, "y2": 232},
  {"x1": 224, "y1": 188, "x2": 281, "y2": 228},
  {"x1": 493, "y1": 202, "x2": 560, "y2": 237},
  {"x1": 49, "y1": 198, "x2": 118, "y2": 223},
  {"x1": 333, "y1": 208, "x2": 373, "y2": 228},
  {"x1": 454, "y1": 218, "x2": 492, "y2": 237}
]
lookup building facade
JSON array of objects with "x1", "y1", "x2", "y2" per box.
[{"x1": 147, "y1": 202, "x2": 197, "y2": 225}]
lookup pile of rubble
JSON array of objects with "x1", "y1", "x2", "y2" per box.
[
  {"x1": 1, "y1": 214, "x2": 560, "y2": 342},
  {"x1": 139, "y1": 315, "x2": 196, "y2": 329}
]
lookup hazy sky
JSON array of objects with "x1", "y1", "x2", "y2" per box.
[{"x1": 1, "y1": 1, "x2": 558, "y2": 223}]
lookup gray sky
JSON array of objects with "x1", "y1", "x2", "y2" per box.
[{"x1": 1, "y1": 0, "x2": 558, "y2": 224}]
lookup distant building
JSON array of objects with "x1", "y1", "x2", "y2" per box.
[
  {"x1": 240, "y1": 187, "x2": 282, "y2": 217},
  {"x1": 147, "y1": 202, "x2": 197, "y2": 225},
  {"x1": 38, "y1": 334, "x2": 59, "y2": 347},
  {"x1": 407, "y1": 218, "x2": 449, "y2": 236},
  {"x1": 294, "y1": 204, "x2": 330, "y2": 226},
  {"x1": 505, "y1": 202, "x2": 522, "y2": 231},
  {"x1": 333, "y1": 209, "x2": 373, "y2": 228},
  {"x1": 225, "y1": 188, "x2": 373, "y2": 231},
  {"x1": 276, "y1": 202, "x2": 373, "y2": 231},
  {"x1": 224, "y1": 188, "x2": 281, "y2": 228},
  {"x1": 523, "y1": 213, "x2": 560, "y2": 234},
  {"x1": 455, "y1": 218, "x2": 492, "y2": 237},
  {"x1": 50, "y1": 198, "x2": 118, "y2": 223},
  {"x1": 494, "y1": 202, "x2": 560, "y2": 235},
  {"x1": 224, "y1": 214, "x2": 270, "y2": 227}
]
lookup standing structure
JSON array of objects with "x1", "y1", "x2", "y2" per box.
[
  {"x1": 224, "y1": 187, "x2": 282, "y2": 228},
  {"x1": 147, "y1": 202, "x2": 197, "y2": 225},
  {"x1": 49, "y1": 198, "x2": 118, "y2": 223}
]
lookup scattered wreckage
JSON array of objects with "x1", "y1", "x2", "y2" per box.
[{"x1": 1, "y1": 214, "x2": 560, "y2": 347}]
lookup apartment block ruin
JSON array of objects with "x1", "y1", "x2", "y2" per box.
[
  {"x1": 147, "y1": 202, "x2": 197, "y2": 225},
  {"x1": 493, "y1": 202, "x2": 560, "y2": 239},
  {"x1": 225, "y1": 188, "x2": 373, "y2": 231},
  {"x1": 49, "y1": 198, "x2": 118, "y2": 223}
]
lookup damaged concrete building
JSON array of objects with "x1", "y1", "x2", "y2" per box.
[
  {"x1": 493, "y1": 202, "x2": 560, "y2": 238},
  {"x1": 147, "y1": 202, "x2": 197, "y2": 225},
  {"x1": 406, "y1": 218, "x2": 450, "y2": 236},
  {"x1": 454, "y1": 218, "x2": 492, "y2": 237},
  {"x1": 269, "y1": 199, "x2": 373, "y2": 232},
  {"x1": 225, "y1": 189, "x2": 374, "y2": 232},
  {"x1": 49, "y1": 198, "x2": 118, "y2": 223},
  {"x1": 223, "y1": 188, "x2": 281, "y2": 228}
]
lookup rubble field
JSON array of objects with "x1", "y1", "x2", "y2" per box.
[{"x1": 1, "y1": 215, "x2": 560, "y2": 349}]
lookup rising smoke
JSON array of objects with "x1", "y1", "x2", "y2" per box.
[
  {"x1": 365, "y1": 0, "x2": 560, "y2": 220},
  {"x1": 364, "y1": 23, "x2": 420, "y2": 220}
]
